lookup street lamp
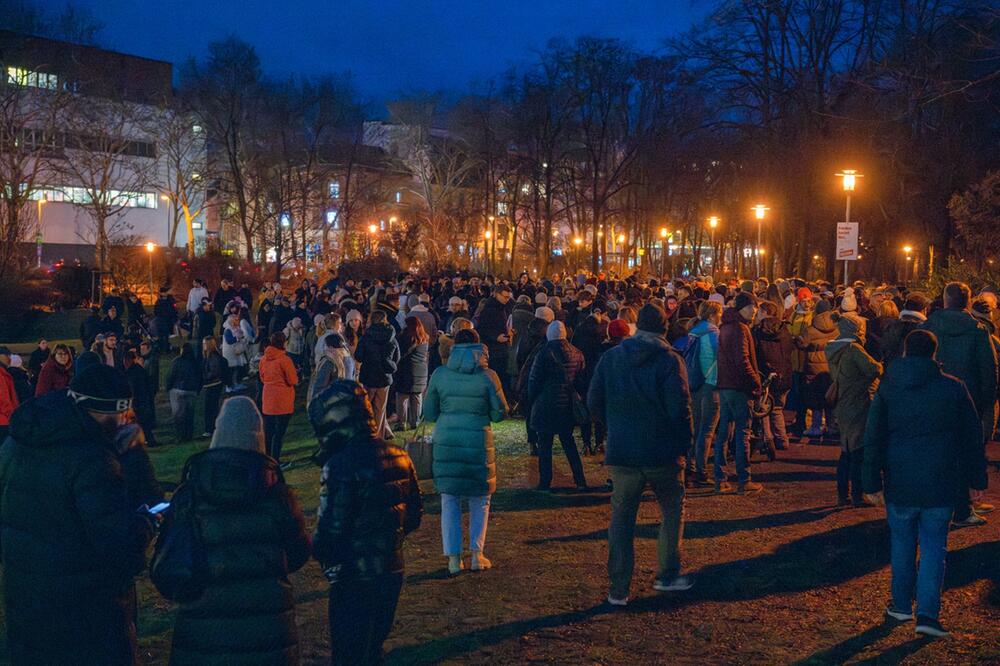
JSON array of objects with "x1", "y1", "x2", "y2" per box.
[
  {"x1": 368, "y1": 223, "x2": 378, "y2": 234},
  {"x1": 835, "y1": 170, "x2": 863, "y2": 284},
  {"x1": 145, "y1": 242, "x2": 155, "y2": 299},
  {"x1": 902, "y1": 245, "x2": 914, "y2": 282},
  {"x1": 752, "y1": 203, "x2": 769, "y2": 277},
  {"x1": 708, "y1": 216, "x2": 719, "y2": 274}
]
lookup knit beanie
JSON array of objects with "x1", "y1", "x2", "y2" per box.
[
  {"x1": 210, "y1": 396, "x2": 265, "y2": 454},
  {"x1": 68, "y1": 364, "x2": 132, "y2": 414},
  {"x1": 535, "y1": 292, "x2": 549, "y2": 305},
  {"x1": 535, "y1": 306, "x2": 555, "y2": 323},
  {"x1": 840, "y1": 287, "x2": 858, "y2": 312},
  {"x1": 346, "y1": 309, "x2": 363, "y2": 324},
  {"x1": 836, "y1": 312, "x2": 866, "y2": 339},
  {"x1": 546, "y1": 320, "x2": 567, "y2": 341},
  {"x1": 708, "y1": 293, "x2": 725, "y2": 305},
  {"x1": 740, "y1": 280, "x2": 755, "y2": 294},
  {"x1": 636, "y1": 303, "x2": 668, "y2": 334},
  {"x1": 796, "y1": 287, "x2": 813, "y2": 303},
  {"x1": 815, "y1": 299, "x2": 832, "y2": 315},
  {"x1": 608, "y1": 319, "x2": 631, "y2": 339},
  {"x1": 733, "y1": 291, "x2": 758, "y2": 312}
]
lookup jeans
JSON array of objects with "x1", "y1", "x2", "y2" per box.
[
  {"x1": 264, "y1": 413, "x2": 291, "y2": 461},
  {"x1": 203, "y1": 384, "x2": 224, "y2": 434},
  {"x1": 690, "y1": 384, "x2": 720, "y2": 476},
  {"x1": 395, "y1": 392, "x2": 423, "y2": 430},
  {"x1": 440, "y1": 494, "x2": 491, "y2": 555},
  {"x1": 607, "y1": 464, "x2": 685, "y2": 599},
  {"x1": 537, "y1": 430, "x2": 587, "y2": 489},
  {"x1": 168, "y1": 389, "x2": 197, "y2": 442},
  {"x1": 716, "y1": 389, "x2": 751, "y2": 483},
  {"x1": 366, "y1": 386, "x2": 392, "y2": 439},
  {"x1": 837, "y1": 449, "x2": 864, "y2": 501},
  {"x1": 886, "y1": 503, "x2": 952, "y2": 620},
  {"x1": 328, "y1": 573, "x2": 403, "y2": 666},
  {"x1": 761, "y1": 389, "x2": 790, "y2": 447}
]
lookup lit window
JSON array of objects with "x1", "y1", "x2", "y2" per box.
[
  {"x1": 380, "y1": 219, "x2": 386, "y2": 231},
  {"x1": 280, "y1": 214, "x2": 291, "y2": 228},
  {"x1": 326, "y1": 210, "x2": 339, "y2": 229},
  {"x1": 329, "y1": 181, "x2": 340, "y2": 199},
  {"x1": 497, "y1": 202, "x2": 508, "y2": 216},
  {"x1": 6, "y1": 66, "x2": 57, "y2": 90},
  {"x1": 192, "y1": 124, "x2": 203, "y2": 134},
  {"x1": 395, "y1": 191, "x2": 401, "y2": 203}
]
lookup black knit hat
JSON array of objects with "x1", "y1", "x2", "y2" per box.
[
  {"x1": 68, "y1": 365, "x2": 132, "y2": 414},
  {"x1": 636, "y1": 303, "x2": 668, "y2": 334},
  {"x1": 733, "y1": 291, "x2": 758, "y2": 312}
]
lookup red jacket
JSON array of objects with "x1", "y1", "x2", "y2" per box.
[
  {"x1": 0, "y1": 365, "x2": 18, "y2": 425},
  {"x1": 259, "y1": 346, "x2": 298, "y2": 415},
  {"x1": 35, "y1": 358, "x2": 73, "y2": 397},
  {"x1": 716, "y1": 308, "x2": 761, "y2": 395}
]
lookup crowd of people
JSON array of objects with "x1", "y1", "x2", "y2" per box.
[{"x1": 0, "y1": 266, "x2": 995, "y2": 663}]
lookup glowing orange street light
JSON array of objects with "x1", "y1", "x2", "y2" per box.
[
  {"x1": 573, "y1": 237, "x2": 583, "y2": 246},
  {"x1": 484, "y1": 230, "x2": 492, "y2": 240},
  {"x1": 145, "y1": 242, "x2": 155, "y2": 298},
  {"x1": 660, "y1": 227, "x2": 668, "y2": 238},
  {"x1": 368, "y1": 224, "x2": 378, "y2": 234},
  {"x1": 752, "y1": 204, "x2": 769, "y2": 275},
  {"x1": 835, "y1": 170, "x2": 864, "y2": 284}
]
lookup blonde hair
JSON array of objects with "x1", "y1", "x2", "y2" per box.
[
  {"x1": 877, "y1": 300, "x2": 899, "y2": 318},
  {"x1": 698, "y1": 301, "x2": 723, "y2": 322}
]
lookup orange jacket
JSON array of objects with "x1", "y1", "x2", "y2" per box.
[
  {"x1": 259, "y1": 346, "x2": 298, "y2": 415},
  {"x1": 0, "y1": 365, "x2": 18, "y2": 426}
]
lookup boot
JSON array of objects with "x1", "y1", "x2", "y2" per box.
[
  {"x1": 471, "y1": 551, "x2": 492, "y2": 571},
  {"x1": 447, "y1": 555, "x2": 463, "y2": 576}
]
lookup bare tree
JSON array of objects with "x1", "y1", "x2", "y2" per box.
[{"x1": 158, "y1": 108, "x2": 207, "y2": 259}]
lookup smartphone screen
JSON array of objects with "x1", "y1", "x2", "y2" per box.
[{"x1": 148, "y1": 501, "x2": 170, "y2": 514}]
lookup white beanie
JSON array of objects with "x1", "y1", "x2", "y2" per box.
[
  {"x1": 841, "y1": 286, "x2": 857, "y2": 313},
  {"x1": 535, "y1": 306, "x2": 555, "y2": 323},
  {"x1": 448, "y1": 296, "x2": 464, "y2": 307},
  {"x1": 583, "y1": 284, "x2": 598, "y2": 296},
  {"x1": 546, "y1": 320, "x2": 567, "y2": 341},
  {"x1": 346, "y1": 309, "x2": 363, "y2": 323},
  {"x1": 709, "y1": 293, "x2": 725, "y2": 305},
  {"x1": 535, "y1": 292, "x2": 549, "y2": 305}
]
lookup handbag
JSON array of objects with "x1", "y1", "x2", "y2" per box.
[
  {"x1": 404, "y1": 421, "x2": 434, "y2": 480},
  {"x1": 150, "y1": 465, "x2": 209, "y2": 603}
]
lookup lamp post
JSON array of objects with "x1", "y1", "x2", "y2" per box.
[
  {"x1": 484, "y1": 228, "x2": 493, "y2": 273},
  {"x1": 659, "y1": 227, "x2": 668, "y2": 277},
  {"x1": 36, "y1": 198, "x2": 46, "y2": 268},
  {"x1": 367, "y1": 223, "x2": 378, "y2": 256},
  {"x1": 145, "y1": 242, "x2": 155, "y2": 299},
  {"x1": 617, "y1": 233, "x2": 626, "y2": 273},
  {"x1": 488, "y1": 215, "x2": 496, "y2": 275},
  {"x1": 708, "y1": 216, "x2": 719, "y2": 276},
  {"x1": 752, "y1": 204, "x2": 769, "y2": 277},
  {"x1": 573, "y1": 236, "x2": 583, "y2": 269},
  {"x1": 836, "y1": 170, "x2": 863, "y2": 284},
  {"x1": 902, "y1": 245, "x2": 913, "y2": 282}
]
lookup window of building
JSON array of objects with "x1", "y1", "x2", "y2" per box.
[
  {"x1": 329, "y1": 181, "x2": 340, "y2": 199},
  {"x1": 326, "y1": 210, "x2": 340, "y2": 229},
  {"x1": 496, "y1": 202, "x2": 508, "y2": 216},
  {"x1": 6, "y1": 66, "x2": 58, "y2": 90},
  {"x1": 379, "y1": 219, "x2": 386, "y2": 231},
  {"x1": 27, "y1": 186, "x2": 158, "y2": 209},
  {"x1": 395, "y1": 190, "x2": 401, "y2": 203}
]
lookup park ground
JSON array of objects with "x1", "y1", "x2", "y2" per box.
[{"x1": 1, "y1": 329, "x2": 999, "y2": 664}]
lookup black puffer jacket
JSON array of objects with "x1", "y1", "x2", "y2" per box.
[
  {"x1": 526, "y1": 339, "x2": 585, "y2": 435},
  {"x1": 754, "y1": 317, "x2": 795, "y2": 393},
  {"x1": 163, "y1": 447, "x2": 311, "y2": 665},
  {"x1": 355, "y1": 323, "x2": 400, "y2": 388},
  {"x1": 517, "y1": 317, "x2": 549, "y2": 369},
  {"x1": 475, "y1": 296, "x2": 510, "y2": 355},
  {"x1": 310, "y1": 382, "x2": 423, "y2": 580},
  {"x1": 0, "y1": 391, "x2": 155, "y2": 664}
]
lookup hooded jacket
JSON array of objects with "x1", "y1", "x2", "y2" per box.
[
  {"x1": 475, "y1": 296, "x2": 510, "y2": 354},
  {"x1": 587, "y1": 331, "x2": 693, "y2": 467},
  {"x1": 423, "y1": 343, "x2": 508, "y2": 496},
  {"x1": 0, "y1": 391, "x2": 154, "y2": 664},
  {"x1": 310, "y1": 383, "x2": 423, "y2": 580},
  {"x1": 162, "y1": 447, "x2": 311, "y2": 665},
  {"x1": 921, "y1": 308, "x2": 998, "y2": 417},
  {"x1": 259, "y1": 345, "x2": 298, "y2": 415},
  {"x1": 716, "y1": 308, "x2": 761, "y2": 395},
  {"x1": 862, "y1": 356, "x2": 987, "y2": 507},
  {"x1": 796, "y1": 308, "x2": 838, "y2": 378},
  {"x1": 34, "y1": 356, "x2": 73, "y2": 397},
  {"x1": 526, "y1": 338, "x2": 586, "y2": 435},
  {"x1": 0, "y1": 365, "x2": 17, "y2": 426},
  {"x1": 355, "y1": 322, "x2": 401, "y2": 389},
  {"x1": 754, "y1": 316, "x2": 794, "y2": 393},
  {"x1": 825, "y1": 336, "x2": 882, "y2": 451}
]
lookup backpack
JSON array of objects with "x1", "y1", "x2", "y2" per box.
[
  {"x1": 150, "y1": 463, "x2": 209, "y2": 603},
  {"x1": 683, "y1": 332, "x2": 705, "y2": 392}
]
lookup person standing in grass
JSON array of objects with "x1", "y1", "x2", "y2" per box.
[
  {"x1": 862, "y1": 329, "x2": 988, "y2": 638},
  {"x1": 201, "y1": 336, "x2": 229, "y2": 439},
  {"x1": 354, "y1": 310, "x2": 400, "y2": 440},
  {"x1": 165, "y1": 342, "x2": 203, "y2": 442},
  {"x1": 588, "y1": 303, "x2": 694, "y2": 606},
  {"x1": 259, "y1": 331, "x2": 299, "y2": 464},
  {"x1": 393, "y1": 316, "x2": 430, "y2": 431},
  {"x1": 423, "y1": 329, "x2": 507, "y2": 575}
]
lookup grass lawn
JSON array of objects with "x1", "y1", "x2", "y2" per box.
[{"x1": 2, "y1": 347, "x2": 1000, "y2": 664}]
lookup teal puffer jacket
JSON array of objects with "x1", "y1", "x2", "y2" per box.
[{"x1": 423, "y1": 343, "x2": 508, "y2": 496}]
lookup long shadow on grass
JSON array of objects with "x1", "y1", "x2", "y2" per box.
[
  {"x1": 525, "y1": 505, "x2": 840, "y2": 544},
  {"x1": 751, "y1": 470, "x2": 836, "y2": 483},
  {"x1": 389, "y1": 520, "x2": 891, "y2": 663},
  {"x1": 790, "y1": 621, "x2": 930, "y2": 665},
  {"x1": 779, "y1": 458, "x2": 839, "y2": 468}
]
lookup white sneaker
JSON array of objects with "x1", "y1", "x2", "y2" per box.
[
  {"x1": 885, "y1": 605, "x2": 914, "y2": 622},
  {"x1": 606, "y1": 595, "x2": 628, "y2": 607},
  {"x1": 653, "y1": 576, "x2": 694, "y2": 592},
  {"x1": 952, "y1": 512, "x2": 987, "y2": 528}
]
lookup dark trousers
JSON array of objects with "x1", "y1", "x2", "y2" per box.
[
  {"x1": 537, "y1": 430, "x2": 587, "y2": 489},
  {"x1": 264, "y1": 413, "x2": 292, "y2": 461},
  {"x1": 328, "y1": 573, "x2": 403, "y2": 666},
  {"x1": 837, "y1": 449, "x2": 864, "y2": 501},
  {"x1": 0, "y1": 425, "x2": 9, "y2": 441},
  {"x1": 204, "y1": 384, "x2": 224, "y2": 434},
  {"x1": 580, "y1": 420, "x2": 606, "y2": 448}
]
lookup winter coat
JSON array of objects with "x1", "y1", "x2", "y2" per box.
[
  {"x1": 35, "y1": 357, "x2": 73, "y2": 396},
  {"x1": 113, "y1": 425, "x2": 164, "y2": 509},
  {"x1": 587, "y1": 331, "x2": 693, "y2": 467},
  {"x1": 213, "y1": 286, "x2": 237, "y2": 315},
  {"x1": 475, "y1": 296, "x2": 510, "y2": 357},
  {"x1": 795, "y1": 309, "x2": 837, "y2": 409},
  {"x1": 516, "y1": 317, "x2": 549, "y2": 369},
  {"x1": 508, "y1": 305, "x2": 536, "y2": 375},
  {"x1": 313, "y1": 436, "x2": 422, "y2": 580},
  {"x1": 162, "y1": 448, "x2": 310, "y2": 665},
  {"x1": 355, "y1": 323, "x2": 400, "y2": 389},
  {"x1": 126, "y1": 364, "x2": 157, "y2": 427},
  {"x1": 921, "y1": 308, "x2": 999, "y2": 417},
  {"x1": 754, "y1": 317, "x2": 795, "y2": 393},
  {"x1": 572, "y1": 316, "x2": 608, "y2": 392},
  {"x1": 284, "y1": 322, "x2": 306, "y2": 356},
  {"x1": 202, "y1": 351, "x2": 229, "y2": 389},
  {"x1": 826, "y1": 338, "x2": 882, "y2": 452},
  {"x1": 0, "y1": 391, "x2": 154, "y2": 664},
  {"x1": 526, "y1": 339, "x2": 586, "y2": 435},
  {"x1": 165, "y1": 354, "x2": 203, "y2": 394},
  {"x1": 307, "y1": 351, "x2": 349, "y2": 406},
  {"x1": 406, "y1": 304, "x2": 439, "y2": 341},
  {"x1": 862, "y1": 356, "x2": 988, "y2": 507},
  {"x1": 788, "y1": 306, "x2": 814, "y2": 372},
  {"x1": 423, "y1": 343, "x2": 508, "y2": 496},
  {"x1": 222, "y1": 318, "x2": 255, "y2": 368},
  {"x1": 7, "y1": 366, "x2": 31, "y2": 404},
  {"x1": 193, "y1": 309, "x2": 217, "y2": 344},
  {"x1": 259, "y1": 346, "x2": 298, "y2": 416},
  {"x1": 716, "y1": 308, "x2": 761, "y2": 395},
  {"x1": 394, "y1": 339, "x2": 430, "y2": 394},
  {"x1": 80, "y1": 312, "x2": 104, "y2": 350}
]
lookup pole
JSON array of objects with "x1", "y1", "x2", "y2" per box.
[
  {"x1": 756, "y1": 218, "x2": 762, "y2": 277},
  {"x1": 843, "y1": 192, "x2": 851, "y2": 286},
  {"x1": 148, "y1": 252, "x2": 154, "y2": 299}
]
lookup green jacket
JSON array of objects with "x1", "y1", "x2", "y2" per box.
[
  {"x1": 921, "y1": 308, "x2": 998, "y2": 417},
  {"x1": 826, "y1": 338, "x2": 882, "y2": 451},
  {"x1": 423, "y1": 343, "x2": 508, "y2": 496}
]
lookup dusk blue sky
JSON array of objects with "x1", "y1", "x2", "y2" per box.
[{"x1": 67, "y1": 0, "x2": 705, "y2": 106}]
